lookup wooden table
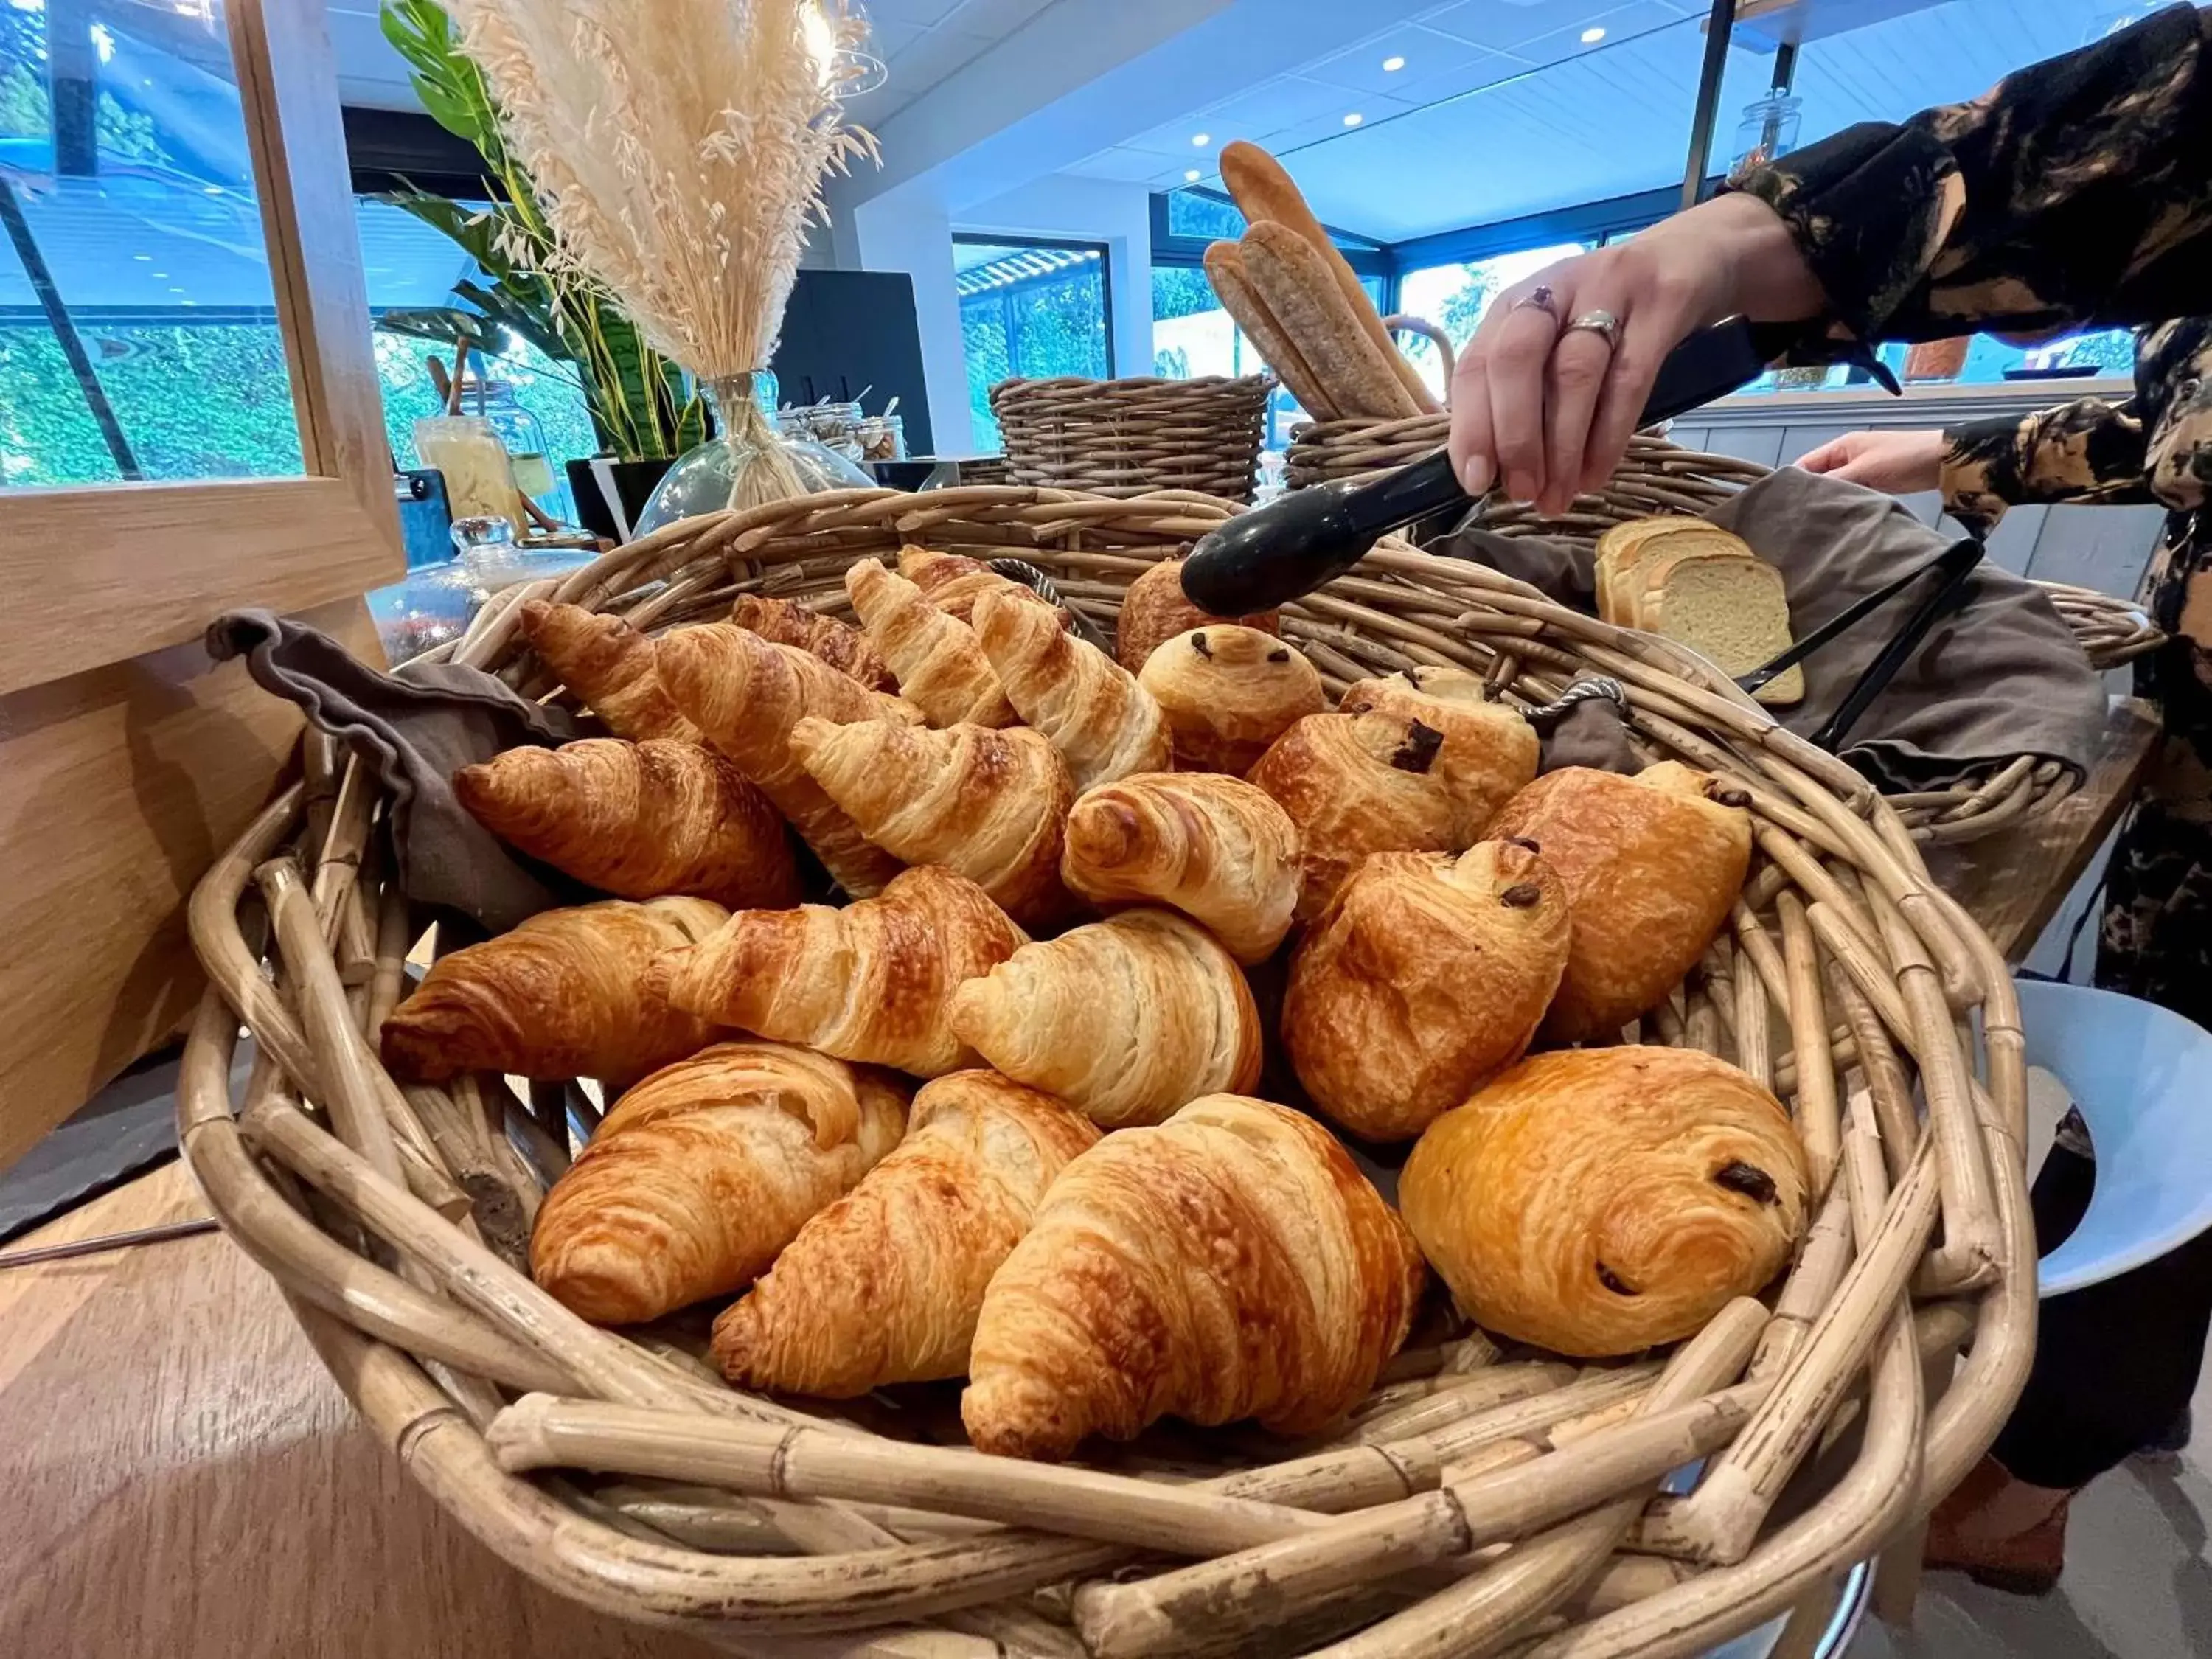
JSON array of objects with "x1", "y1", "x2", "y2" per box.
[{"x1": 0, "y1": 705, "x2": 2166, "y2": 1658}]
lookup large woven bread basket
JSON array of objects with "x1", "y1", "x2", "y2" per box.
[
  {"x1": 182, "y1": 485, "x2": 2033, "y2": 1659},
  {"x1": 990, "y1": 374, "x2": 1272, "y2": 501}
]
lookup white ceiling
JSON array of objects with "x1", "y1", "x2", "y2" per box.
[{"x1": 337, "y1": 0, "x2": 2121, "y2": 248}]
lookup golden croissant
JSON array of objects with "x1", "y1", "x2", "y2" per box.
[
  {"x1": 1138, "y1": 625, "x2": 1326, "y2": 774},
  {"x1": 1285, "y1": 841, "x2": 1570, "y2": 1141},
  {"x1": 1338, "y1": 667, "x2": 1538, "y2": 843},
  {"x1": 1400, "y1": 1047, "x2": 1808, "y2": 1357},
  {"x1": 948, "y1": 908, "x2": 1262, "y2": 1127},
  {"x1": 1488, "y1": 762, "x2": 1753, "y2": 1043},
  {"x1": 730, "y1": 593, "x2": 894, "y2": 692},
  {"x1": 711, "y1": 1071, "x2": 1100, "y2": 1395},
  {"x1": 846, "y1": 556, "x2": 1015, "y2": 727},
  {"x1": 380, "y1": 897, "x2": 727, "y2": 1091},
  {"x1": 1059, "y1": 771, "x2": 1299, "y2": 964},
  {"x1": 1246, "y1": 711, "x2": 1476, "y2": 921},
  {"x1": 972, "y1": 586, "x2": 1170, "y2": 790},
  {"x1": 963, "y1": 1094, "x2": 1427, "y2": 1459},
  {"x1": 517, "y1": 600, "x2": 698, "y2": 742},
  {"x1": 898, "y1": 546, "x2": 1063, "y2": 628},
  {"x1": 651, "y1": 865, "x2": 1026, "y2": 1077},
  {"x1": 530, "y1": 1041, "x2": 907, "y2": 1325},
  {"x1": 789, "y1": 715, "x2": 1075, "y2": 928},
  {"x1": 655, "y1": 623, "x2": 914, "y2": 898},
  {"x1": 1114, "y1": 558, "x2": 1279, "y2": 672},
  {"x1": 454, "y1": 737, "x2": 800, "y2": 912}
]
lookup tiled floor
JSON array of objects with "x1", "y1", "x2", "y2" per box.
[{"x1": 1855, "y1": 1360, "x2": 2212, "y2": 1658}]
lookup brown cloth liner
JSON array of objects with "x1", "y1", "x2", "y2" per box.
[
  {"x1": 1433, "y1": 467, "x2": 2107, "y2": 790},
  {"x1": 207, "y1": 610, "x2": 586, "y2": 935}
]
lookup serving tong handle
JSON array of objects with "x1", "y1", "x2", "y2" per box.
[{"x1": 1733, "y1": 534, "x2": 1984, "y2": 751}]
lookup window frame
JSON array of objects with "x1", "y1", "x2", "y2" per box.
[
  {"x1": 0, "y1": 0, "x2": 402, "y2": 697},
  {"x1": 951, "y1": 231, "x2": 1119, "y2": 381}
]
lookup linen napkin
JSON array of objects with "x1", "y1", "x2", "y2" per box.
[
  {"x1": 1433, "y1": 467, "x2": 2107, "y2": 790},
  {"x1": 206, "y1": 610, "x2": 585, "y2": 934}
]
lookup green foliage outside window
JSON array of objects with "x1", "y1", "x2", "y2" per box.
[{"x1": 959, "y1": 262, "x2": 1108, "y2": 451}]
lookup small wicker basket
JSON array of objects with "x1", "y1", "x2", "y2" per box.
[
  {"x1": 183, "y1": 485, "x2": 2034, "y2": 1659},
  {"x1": 990, "y1": 374, "x2": 1272, "y2": 501}
]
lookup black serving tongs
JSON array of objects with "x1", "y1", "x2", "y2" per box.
[
  {"x1": 1754, "y1": 532, "x2": 1984, "y2": 751},
  {"x1": 1183, "y1": 316, "x2": 1863, "y2": 616}
]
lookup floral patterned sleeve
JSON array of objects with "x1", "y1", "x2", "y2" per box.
[
  {"x1": 1729, "y1": 5, "x2": 2212, "y2": 345},
  {"x1": 1939, "y1": 397, "x2": 2154, "y2": 529}
]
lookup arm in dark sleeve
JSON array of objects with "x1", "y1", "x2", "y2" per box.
[
  {"x1": 1940, "y1": 398, "x2": 2154, "y2": 530},
  {"x1": 1730, "y1": 5, "x2": 2212, "y2": 343}
]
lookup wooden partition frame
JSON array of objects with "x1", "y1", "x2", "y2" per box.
[
  {"x1": 0, "y1": 0, "x2": 400, "y2": 1166},
  {"x1": 0, "y1": 0, "x2": 401, "y2": 698}
]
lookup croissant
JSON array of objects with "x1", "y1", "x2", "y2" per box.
[
  {"x1": 1246, "y1": 711, "x2": 1477, "y2": 921},
  {"x1": 530, "y1": 1041, "x2": 908, "y2": 1325},
  {"x1": 971, "y1": 586, "x2": 1170, "y2": 790},
  {"x1": 651, "y1": 866, "x2": 1026, "y2": 1077},
  {"x1": 454, "y1": 737, "x2": 800, "y2": 911},
  {"x1": 1488, "y1": 762, "x2": 1753, "y2": 1043},
  {"x1": 1138, "y1": 626, "x2": 1326, "y2": 774},
  {"x1": 730, "y1": 593, "x2": 895, "y2": 692},
  {"x1": 1399, "y1": 1047, "x2": 1808, "y2": 1357},
  {"x1": 1060, "y1": 771, "x2": 1300, "y2": 964},
  {"x1": 517, "y1": 601, "x2": 698, "y2": 742},
  {"x1": 380, "y1": 897, "x2": 727, "y2": 1091},
  {"x1": 1115, "y1": 558, "x2": 1280, "y2": 672},
  {"x1": 898, "y1": 546, "x2": 1064, "y2": 628},
  {"x1": 948, "y1": 908, "x2": 1262, "y2": 1128},
  {"x1": 655, "y1": 623, "x2": 912, "y2": 898},
  {"x1": 963, "y1": 1094, "x2": 1427, "y2": 1459},
  {"x1": 789, "y1": 716, "x2": 1075, "y2": 928},
  {"x1": 1338, "y1": 666, "x2": 1538, "y2": 843},
  {"x1": 1285, "y1": 841, "x2": 1570, "y2": 1141},
  {"x1": 846, "y1": 557, "x2": 1015, "y2": 728},
  {"x1": 711, "y1": 1071, "x2": 1100, "y2": 1395}
]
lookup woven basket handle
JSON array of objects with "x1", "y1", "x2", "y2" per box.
[{"x1": 1384, "y1": 314, "x2": 1454, "y2": 402}]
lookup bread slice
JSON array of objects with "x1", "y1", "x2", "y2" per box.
[
  {"x1": 1642, "y1": 554, "x2": 1803, "y2": 706},
  {"x1": 1596, "y1": 519, "x2": 1736, "y2": 625},
  {"x1": 1614, "y1": 531, "x2": 1756, "y2": 633}
]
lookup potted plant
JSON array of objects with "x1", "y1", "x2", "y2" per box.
[{"x1": 378, "y1": 0, "x2": 706, "y2": 537}]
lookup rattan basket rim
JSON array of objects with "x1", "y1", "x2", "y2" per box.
[{"x1": 181, "y1": 484, "x2": 2034, "y2": 1658}]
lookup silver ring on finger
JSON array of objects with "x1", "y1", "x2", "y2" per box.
[
  {"x1": 1560, "y1": 307, "x2": 1621, "y2": 350},
  {"x1": 1509, "y1": 284, "x2": 1559, "y2": 323}
]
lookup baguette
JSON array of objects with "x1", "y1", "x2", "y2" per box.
[
  {"x1": 1220, "y1": 140, "x2": 1437, "y2": 415},
  {"x1": 1203, "y1": 240, "x2": 1340, "y2": 422},
  {"x1": 1240, "y1": 220, "x2": 1420, "y2": 421}
]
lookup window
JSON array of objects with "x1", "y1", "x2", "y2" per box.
[
  {"x1": 0, "y1": 0, "x2": 304, "y2": 485},
  {"x1": 953, "y1": 237, "x2": 1111, "y2": 452},
  {"x1": 1395, "y1": 242, "x2": 1594, "y2": 403}
]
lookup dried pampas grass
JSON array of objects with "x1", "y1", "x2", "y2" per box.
[{"x1": 436, "y1": 0, "x2": 875, "y2": 384}]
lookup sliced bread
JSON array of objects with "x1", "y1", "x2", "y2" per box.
[
  {"x1": 1597, "y1": 520, "x2": 1744, "y2": 625},
  {"x1": 1618, "y1": 529, "x2": 1757, "y2": 630},
  {"x1": 1643, "y1": 553, "x2": 1803, "y2": 706}
]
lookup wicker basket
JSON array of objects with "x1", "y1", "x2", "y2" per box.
[
  {"x1": 990, "y1": 374, "x2": 1272, "y2": 502},
  {"x1": 182, "y1": 485, "x2": 2034, "y2": 1659}
]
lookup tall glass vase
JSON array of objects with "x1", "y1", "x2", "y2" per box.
[{"x1": 631, "y1": 371, "x2": 872, "y2": 538}]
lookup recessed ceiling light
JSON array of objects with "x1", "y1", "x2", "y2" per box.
[
  {"x1": 1581, "y1": 26, "x2": 1607, "y2": 43},
  {"x1": 1184, "y1": 168, "x2": 1202, "y2": 182},
  {"x1": 1382, "y1": 55, "x2": 1405, "y2": 72},
  {"x1": 1343, "y1": 111, "x2": 1364, "y2": 126},
  {"x1": 1192, "y1": 132, "x2": 1211, "y2": 146},
  {"x1": 132, "y1": 252, "x2": 150, "y2": 260},
  {"x1": 152, "y1": 271, "x2": 168, "y2": 278}
]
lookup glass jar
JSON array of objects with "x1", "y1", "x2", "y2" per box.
[
  {"x1": 634, "y1": 372, "x2": 873, "y2": 536},
  {"x1": 856, "y1": 414, "x2": 907, "y2": 463},
  {"x1": 413, "y1": 414, "x2": 524, "y2": 535},
  {"x1": 1730, "y1": 93, "x2": 1803, "y2": 176},
  {"x1": 460, "y1": 378, "x2": 568, "y2": 521}
]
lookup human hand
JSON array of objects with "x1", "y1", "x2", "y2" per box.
[
  {"x1": 1794, "y1": 429, "x2": 1946, "y2": 495},
  {"x1": 1448, "y1": 192, "x2": 1827, "y2": 517}
]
